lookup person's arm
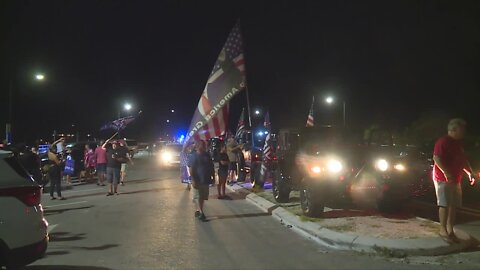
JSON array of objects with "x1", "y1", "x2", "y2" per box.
[
  {"x1": 463, "y1": 160, "x2": 475, "y2": 185},
  {"x1": 433, "y1": 155, "x2": 453, "y2": 182}
]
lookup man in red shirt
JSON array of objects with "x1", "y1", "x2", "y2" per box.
[{"x1": 433, "y1": 118, "x2": 475, "y2": 243}]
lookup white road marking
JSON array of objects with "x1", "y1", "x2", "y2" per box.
[
  {"x1": 44, "y1": 201, "x2": 88, "y2": 209},
  {"x1": 47, "y1": 224, "x2": 58, "y2": 233}
]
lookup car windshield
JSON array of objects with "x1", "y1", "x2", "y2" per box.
[{"x1": 299, "y1": 128, "x2": 360, "y2": 154}]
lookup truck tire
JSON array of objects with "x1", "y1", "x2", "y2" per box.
[
  {"x1": 272, "y1": 170, "x2": 290, "y2": 203},
  {"x1": 300, "y1": 184, "x2": 324, "y2": 217}
]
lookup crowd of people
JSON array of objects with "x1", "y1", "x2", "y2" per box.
[{"x1": 0, "y1": 136, "x2": 135, "y2": 200}]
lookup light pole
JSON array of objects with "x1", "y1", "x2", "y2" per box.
[
  {"x1": 324, "y1": 96, "x2": 346, "y2": 127},
  {"x1": 6, "y1": 73, "x2": 45, "y2": 144}
]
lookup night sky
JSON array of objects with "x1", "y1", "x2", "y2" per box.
[{"x1": 1, "y1": 0, "x2": 480, "y2": 144}]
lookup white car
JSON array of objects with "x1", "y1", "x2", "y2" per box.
[
  {"x1": 0, "y1": 150, "x2": 48, "y2": 269},
  {"x1": 159, "y1": 144, "x2": 183, "y2": 166}
]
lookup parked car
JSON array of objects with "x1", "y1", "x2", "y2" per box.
[
  {"x1": 273, "y1": 127, "x2": 432, "y2": 216},
  {"x1": 0, "y1": 150, "x2": 48, "y2": 269}
]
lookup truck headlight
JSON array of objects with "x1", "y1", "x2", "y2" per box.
[
  {"x1": 327, "y1": 159, "x2": 343, "y2": 173},
  {"x1": 161, "y1": 152, "x2": 173, "y2": 162},
  {"x1": 375, "y1": 159, "x2": 389, "y2": 172},
  {"x1": 311, "y1": 166, "x2": 322, "y2": 174},
  {"x1": 394, "y1": 163, "x2": 406, "y2": 171}
]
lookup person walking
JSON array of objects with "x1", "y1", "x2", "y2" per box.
[
  {"x1": 217, "y1": 144, "x2": 229, "y2": 199},
  {"x1": 117, "y1": 139, "x2": 133, "y2": 186},
  {"x1": 181, "y1": 142, "x2": 195, "y2": 190},
  {"x1": 104, "y1": 140, "x2": 122, "y2": 196},
  {"x1": 84, "y1": 144, "x2": 96, "y2": 182},
  {"x1": 188, "y1": 140, "x2": 215, "y2": 221},
  {"x1": 48, "y1": 145, "x2": 65, "y2": 200},
  {"x1": 226, "y1": 136, "x2": 242, "y2": 185},
  {"x1": 432, "y1": 118, "x2": 475, "y2": 243},
  {"x1": 95, "y1": 140, "x2": 107, "y2": 186}
]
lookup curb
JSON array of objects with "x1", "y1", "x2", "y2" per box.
[{"x1": 226, "y1": 183, "x2": 477, "y2": 256}]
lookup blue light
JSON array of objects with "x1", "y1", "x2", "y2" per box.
[
  {"x1": 257, "y1": 131, "x2": 264, "y2": 136},
  {"x1": 264, "y1": 131, "x2": 269, "y2": 135}
]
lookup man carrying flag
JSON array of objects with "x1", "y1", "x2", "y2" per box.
[
  {"x1": 256, "y1": 112, "x2": 273, "y2": 189},
  {"x1": 235, "y1": 108, "x2": 247, "y2": 142},
  {"x1": 183, "y1": 21, "x2": 247, "y2": 220},
  {"x1": 306, "y1": 97, "x2": 315, "y2": 127}
]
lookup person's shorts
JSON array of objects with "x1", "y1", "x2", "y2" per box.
[
  {"x1": 96, "y1": 163, "x2": 107, "y2": 173},
  {"x1": 121, "y1": 163, "x2": 127, "y2": 173},
  {"x1": 229, "y1": 162, "x2": 237, "y2": 171},
  {"x1": 193, "y1": 184, "x2": 210, "y2": 201},
  {"x1": 434, "y1": 180, "x2": 462, "y2": 207},
  {"x1": 106, "y1": 167, "x2": 121, "y2": 185}
]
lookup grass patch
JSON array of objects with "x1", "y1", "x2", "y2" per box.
[
  {"x1": 370, "y1": 224, "x2": 381, "y2": 229},
  {"x1": 323, "y1": 224, "x2": 355, "y2": 232},
  {"x1": 298, "y1": 215, "x2": 323, "y2": 222}
]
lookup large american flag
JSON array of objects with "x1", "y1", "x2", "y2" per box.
[
  {"x1": 186, "y1": 21, "x2": 246, "y2": 144},
  {"x1": 100, "y1": 116, "x2": 136, "y2": 132},
  {"x1": 235, "y1": 108, "x2": 246, "y2": 140},
  {"x1": 306, "y1": 96, "x2": 315, "y2": 127},
  {"x1": 259, "y1": 112, "x2": 273, "y2": 185}
]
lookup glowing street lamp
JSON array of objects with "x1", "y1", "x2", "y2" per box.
[
  {"x1": 324, "y1": 96, "x2": 346, "y2": 127},
  {"x1": 35, "y1": 74, "x2": 45, "y2": 81},
  {"x1": 124, "y1": 103, "x2": 132, "y2": 111}
]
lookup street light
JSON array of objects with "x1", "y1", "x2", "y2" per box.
[
  {"x1": 7, "y1": 72, "x2": 46, "y2": 143},
  {"x1": 324, "y1": 96, "x2": 346, "y2": 127},
  {"x1": 35, "y1": 74, "x2": 45, "y2": 81},
  {"x1": 171, "y1": 109, "x2": 175, "y2": 113},
  {"x1": 255, "y1": 109, "x2": 260, "y2": 115},
  {"x1": 124, "y1": 103, "x2": 132, "y2": 111}
]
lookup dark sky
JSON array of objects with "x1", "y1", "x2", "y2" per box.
[{"x1": 1, "y1": 0, "x2": 480, "y2": 143}]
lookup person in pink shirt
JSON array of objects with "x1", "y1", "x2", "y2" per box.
[
  {"x1": 95, "y1": 140, "x2": 108, "y2": 186},
  {"x1": 84, "y1": 144, "x2": 96, "y2": 181}
]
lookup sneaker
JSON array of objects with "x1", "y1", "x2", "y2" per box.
[
  {"x1": 106, "y1": 192, "x2": 114, "y2": 196},
  {"x1": 199, "y1": 213, "x2": 207, "y2": 222},
  {"x1": 115, "y1": 192, "x2": 120, "y2": 195},
  {"x1": 120, "y1": 182, "x2": 125, "y2": 186},
  {"x1": 50, "y1": 197, "x2": 57, "y2": 200},
  {"x1": 194, "y1": 211, "x2": 201, "y2": 218}
]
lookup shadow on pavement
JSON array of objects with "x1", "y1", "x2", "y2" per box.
[
  {"x1": 78, "y1": 244, "x2": 120, "y2": 251},
  {"x1": 44, "y1": 206, "x2": 94, "y2": 216},
  {"x1": 44, "y1": 251, "x2": 70, "y2": 256},
  {"x1": 223, "y1": 192, "x2": 247, "y2": 200},
  {"x1": 206, "y1": 212, "x2": 271, "y2": 221},
  {"x1": 26, "y1": 266, "x2": 112, "y2": 270},
  {"x1": 49, "y1": 232, "x2": 86, "y2": 242}
]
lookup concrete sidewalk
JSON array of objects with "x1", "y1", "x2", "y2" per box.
[{"x1": 226, "y1": 183, "x2": 479, "y2": 257}]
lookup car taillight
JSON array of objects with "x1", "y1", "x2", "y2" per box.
[{"x1": 0, "y1": 186, "x2": 42, "y2": 207}]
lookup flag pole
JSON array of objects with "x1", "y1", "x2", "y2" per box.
[{"x1": 245, "y1": 85, "x2": 254, "y2": 147}]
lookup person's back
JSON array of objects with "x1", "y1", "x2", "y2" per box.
[{"x1": 95, "y1": 146, "x2": 107, "y2": 165}]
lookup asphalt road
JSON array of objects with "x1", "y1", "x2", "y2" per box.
[{"x1": 28, "y1": 153, "x2": 480, "y2": 270}]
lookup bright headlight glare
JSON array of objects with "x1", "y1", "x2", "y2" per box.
[
  {"x1": 394, "y1": 163, "x2": 406, "y2": 171},
  {"x1": 376, "y1": 159, "x2": 389, "y2": 171},
  {"x1": 327, "y1": 159, "x2": 342, "y2": 173},
  {"x1": 162, "y1": 152, "x2": 173, "y2": 162},
  {"x1": 311, "y1": 166, "x2": 322, "y2": 174}
]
